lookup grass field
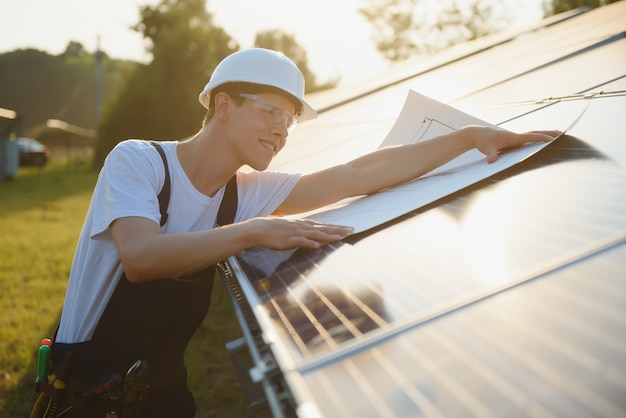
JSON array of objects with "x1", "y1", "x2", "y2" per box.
[{"x1": 0, "y1": 156, "x2": 271, "y2": 417}]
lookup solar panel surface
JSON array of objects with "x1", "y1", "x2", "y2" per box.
[{"x1": 219, "y1": 3, "x2": 626, "y2": 416}]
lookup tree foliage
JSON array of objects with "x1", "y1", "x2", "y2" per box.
[
  {"x1": 361, "y1": 0, "x2": 620, "y2": 63},
  {"x1": 0, "y1": 46, "x2": 132, "y2": 134},
  {"x1": 94, "y1": 0, "x2": 237, "y2": 167},
  {"x1": 359, "y1": 0, "x2": 420, "y2": 62},
  {"x1": 360, "y1": 0, "x2": 513, "y2": 62},
  {"x1": 544, "y1": 0, "x2": 620, "y2": 15},
  {"x1": 253, "y1": 30, "x2": 336, "y2": 92}
]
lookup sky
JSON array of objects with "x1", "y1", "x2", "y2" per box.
[{"x1": 0, "y1": 0, "x2": 545, "y2": 87}]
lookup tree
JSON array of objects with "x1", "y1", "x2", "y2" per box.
[
  {"x1": 62, "y1": 41, "x2": 88, "y2": 58},
  {"x1": 253, "y1": 30, "x2": 336, "y2": 93},
  {"x1": 360, "y1": 0, "x2": 508, "y2": 62},
  {"x1": 434, "y1": 1, "x2": 496, "y2": 48},
  {"x1": 544, "y1": 0, "x2": 620, "y2": 15},
  {"x1": 94, "y1": 0, "x2": 237, "y2": 167},
  {"x1": 0, "y1": 47, "x2": 128, "y2": 132},
  {"x1": 359, "y1": 0, "x2": 420, "y2": 62}
]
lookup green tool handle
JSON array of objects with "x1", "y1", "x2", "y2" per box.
[{"x1": 37, "y1": 345, "x2": 51, "y2": 383}]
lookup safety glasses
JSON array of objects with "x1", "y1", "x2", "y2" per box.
[{"x1": 239, "y1": 93, "x2": 297, "y2": 132}]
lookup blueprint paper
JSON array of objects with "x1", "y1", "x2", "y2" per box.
[
  {"x1": 378, "y1": 91, "x2": 498, "y2": 148},
  {"x1": 304, "y1": 90, "x2": 555, "y2": 234}
]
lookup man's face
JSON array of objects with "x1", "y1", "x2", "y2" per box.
[{"x1": 227, "y1": 92, "x2": 297, "y2": 171}]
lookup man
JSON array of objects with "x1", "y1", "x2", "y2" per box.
[{"x1": 38, "y1": 48, "x2": 560, "y2": 417}]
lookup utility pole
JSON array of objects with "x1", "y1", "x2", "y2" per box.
[{"x1": 95, "y1": 35, "x2": 103, "y2": 125}]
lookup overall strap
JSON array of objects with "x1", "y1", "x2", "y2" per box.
[
  {"x1": 148, "y1": 141, "x2": 171, "y2": 226},
  {"x1": 148, "y1": 140, "x2": 238, "y2": 227},
  {"x1": 217, "y1": 175, "x2": 238, "y2": 226}
]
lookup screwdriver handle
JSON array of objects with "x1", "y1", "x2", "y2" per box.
[
  {"x1": 36, "y1": 345, "x2": 51, "y2": 383},
  {"x1": 82, "y1": 373, "x2": 123, "y2": 401}
]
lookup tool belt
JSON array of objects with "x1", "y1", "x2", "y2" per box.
[{"x1": 32, "y1": 356, "x2": 184, "y2": 418}]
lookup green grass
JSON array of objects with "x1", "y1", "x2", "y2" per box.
[{"x1": 0, "y1": 158, "x2": 271, "y2": 417}]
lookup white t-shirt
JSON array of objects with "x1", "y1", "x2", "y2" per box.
[{"x1": 56, "y1": 139, "x2": 302, "y2": 343}]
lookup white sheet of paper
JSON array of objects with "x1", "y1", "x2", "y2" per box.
[{"x1": 304, "y1": 90, "x2": 557, "y2": 234}]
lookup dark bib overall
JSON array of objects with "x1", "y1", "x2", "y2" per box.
[{"x1": 50, "y1": 142, "x2": 238, "y2": 417}]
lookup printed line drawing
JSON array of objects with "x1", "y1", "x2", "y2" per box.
[{"x1": 409, "y1": 117, "x2": 457, "y2": 145}]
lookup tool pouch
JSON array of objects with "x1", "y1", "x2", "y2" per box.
[
  {"x1": 32, "y1": 352, "x2": 125, "y2": 418},
  {"x1": 36, "y1": 378, "x2": 123, "y2": 417},
  {"x1": 32, "y1": 354, "x2": 184, "y2": 417}
]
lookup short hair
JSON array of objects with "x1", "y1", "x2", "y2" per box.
[{"x1": 202, "y1": 82, "x2": 303, "y2": 127}]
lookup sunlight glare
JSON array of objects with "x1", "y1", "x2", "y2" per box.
[{"x1": 462, "y1": 188, "x2": 510, "y2": 284}]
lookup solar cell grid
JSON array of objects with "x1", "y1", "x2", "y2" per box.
[
  {"x1": 238, "y1": 244, "x2": 391, "y2": 358},
  {"x1": 300, "y1": 245, "x2": 626, "y2": 417},
  {"x1": 234, "y1": 153, "x2": 626, "y2": 364}
]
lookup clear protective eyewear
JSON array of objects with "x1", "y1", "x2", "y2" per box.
[{"x1": 238, "y1": 93, "x2": 297, "y2": 132}]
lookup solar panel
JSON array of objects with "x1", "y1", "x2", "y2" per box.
[
  {"x1": 218, "y1": 3, "x2": 626, "y2": 416},
  {"x1": 299, "y1": 243, "x2": 626, "y2": 417},
  {"x1": 223, "y1": 93, "x2": 626, "y2": 416}
]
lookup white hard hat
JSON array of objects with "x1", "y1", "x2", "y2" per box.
[{"x1": 198, "y1": 48, "x2": 317, "y2": 121}]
